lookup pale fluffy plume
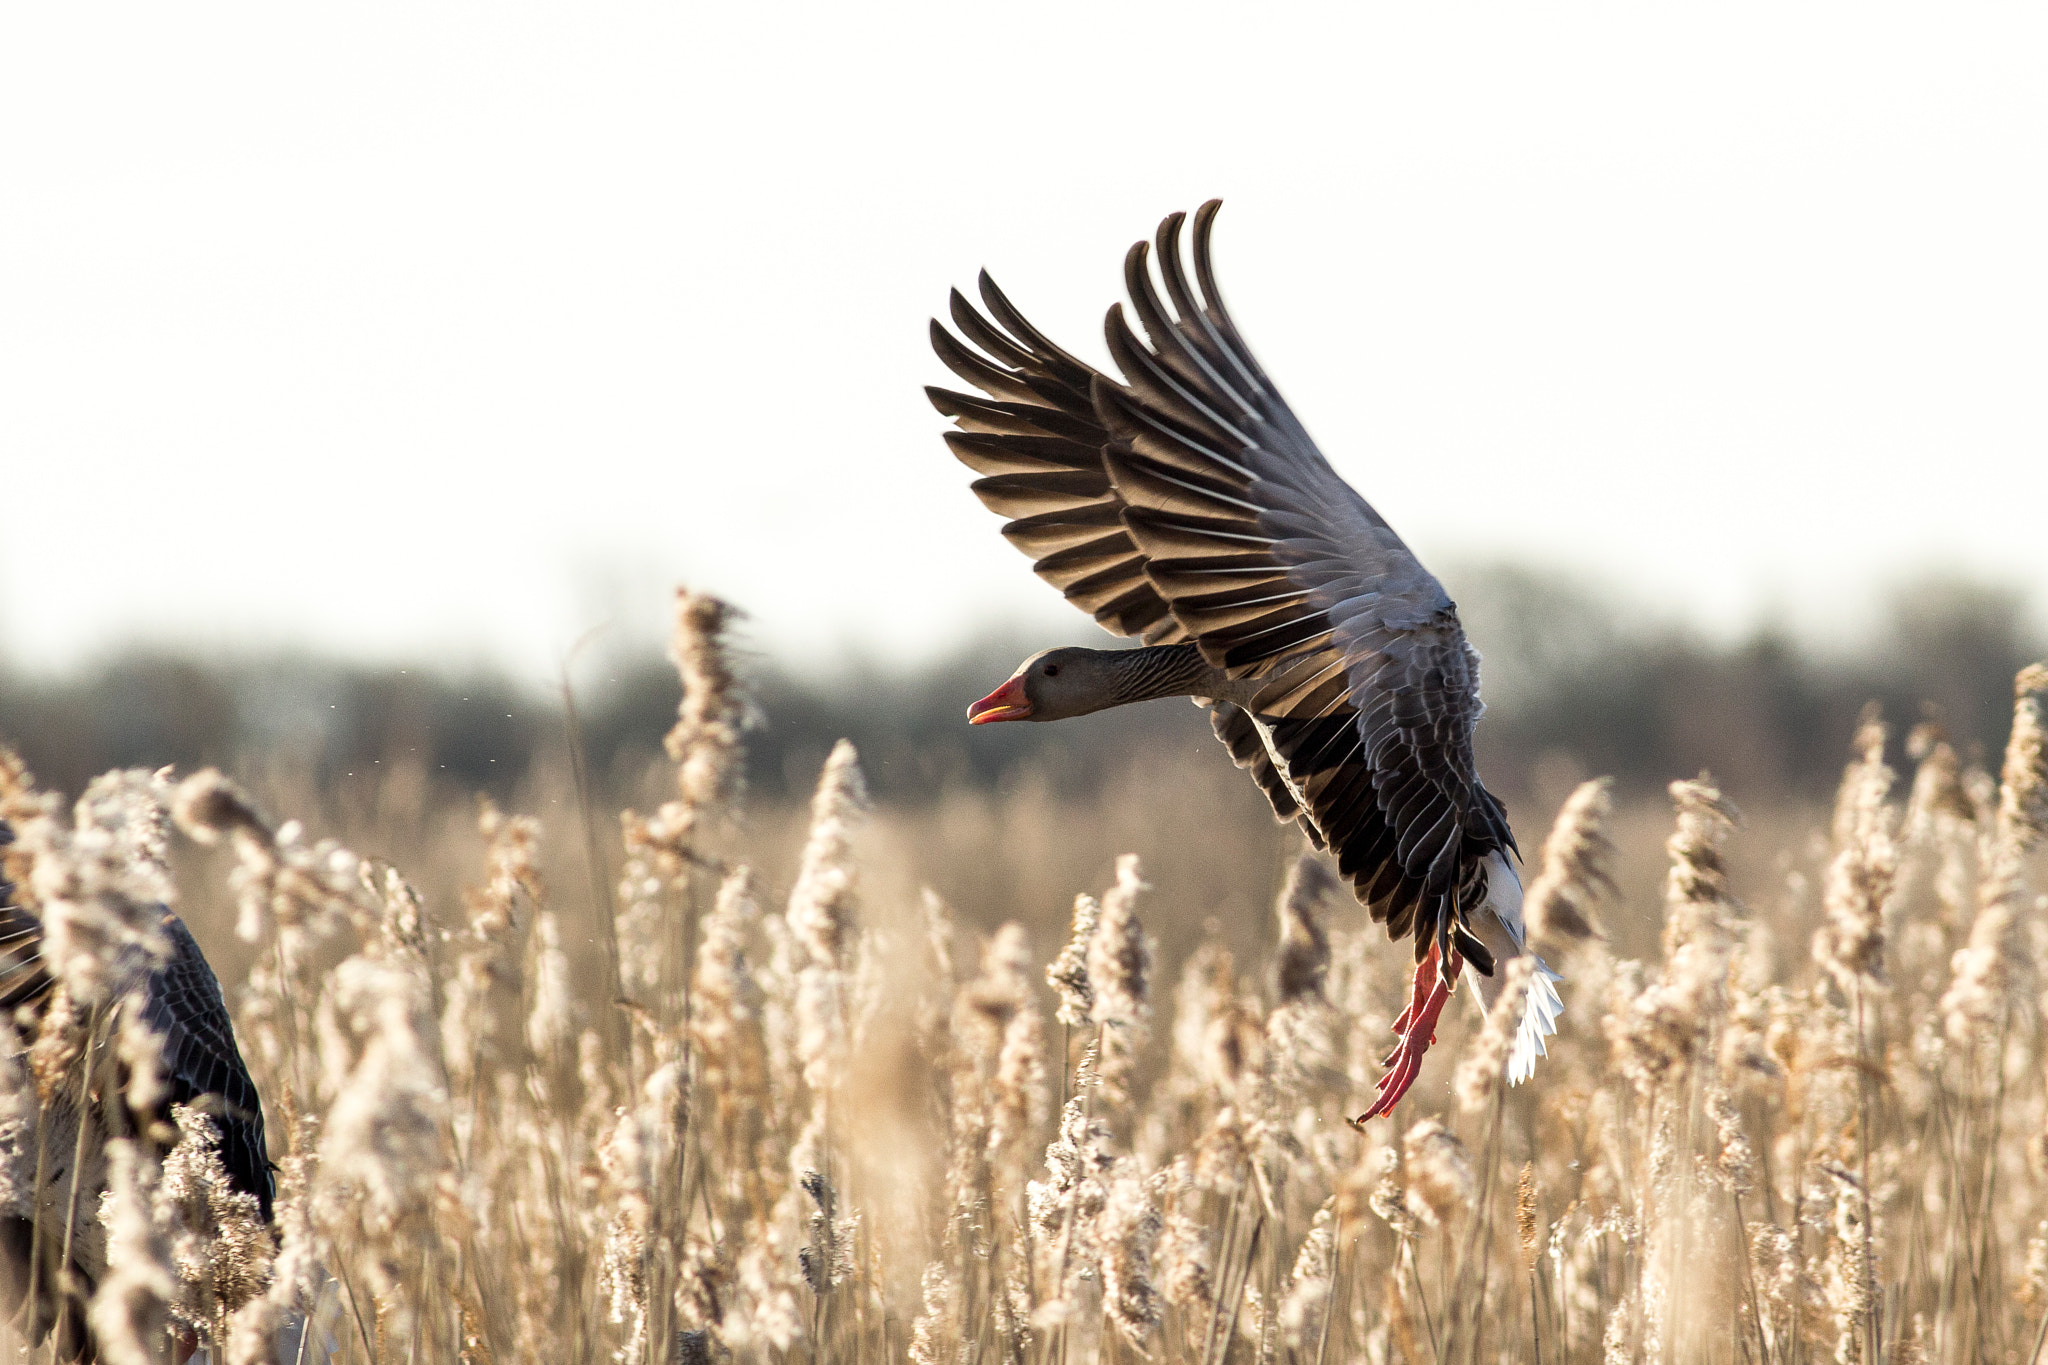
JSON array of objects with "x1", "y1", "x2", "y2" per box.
[
  {"x1": 313, "y1": 951, "x2": 450, "y2": 1340},
  {"x1": 922, "y1": 887, "x2": 959, "y2": 993},
  {"x1": 964, "y1": 923, "x2": 1049, "y2": 1172},
  {"x1": 1167, "y1": 936, "x2": 1267, "y2": 1109},
  {"x1": 787, "y1": 740, "x2": 869, "y2": 1092},
  {"x1": 224, "y1": 1152, "x2": 318, "y2": 1365},
  {"x1": 1097, "y1": 1161, "x2": 1163, "y2": 1347},
  {"x1": 1904, "y1": 721, "x2": 1976, "y2": 834},
  {"x1": 796, "y1": 1167, "x2": 856, "y2": 1296},
  {"x1": 598, "y1": 1049, "x2": 688, "y2": 1362},
  {"x1": 168, "y1": 766, "x2": 273, "y2": 852},
  {"x1": 0, "y1": 748, "x2": 38, "y2": 943},
  {"x1": 1273, "y1": 853, "x2": 1336, "y2": 1002},
  {"x1": 1703, "y1": 1083, "x2": 1755, "y2": 1196},
  {"x1": 691, "y1": 868, "x2": 771, "y2": 1177},
  {"x1": 17, "y1": 771, "x2": 177, "y2": 1106},
  {"x1": 787, "y1": 739, "x2": 868, "y2": 971},
  {"x1": 991, "y1": 984, "x2": 1050, "y2": 1171},
  {"x1": 597, "y1": 1093, "x2": 655, "y2": 1362},
  {"x1": 170, "y1": 768, "x2": 281, "y2": 945},
  {"x1": 1047, "y1": 892, "x2": 1100, "y2": 1028},
  {"x1": 1720, "y1": 920, "x2": 1786, "y2": 1085},
  {"x1": 1609, "y1": 778, "x2": 1741, "y2": 1092},
  {"x1": 614, "y1": 588, "x2": 748, "y2": 1010},
  {"x1": 0, "y1": 1015, "x2": 35, "y2": 1220},
  {"x1": 524, "y1": 907, "x2": 577, "y2": 1068},
  {"x1": 158, "y1": 1105, "x2": 275, "y2": 1335},
  {"x1": 1170, "y1": 937, "x2": 1235, "y2": 1092},
  {"x1": 1279, "y1": 1199, "x2": 1336, "y2": 1351},
  {"x1": 1088, "y1": 855, "x2": 1151, "y2": 1030},
  {"x1": 1813, "y1": 705, "x2": 1898, "y2": 994},
  {"x1": 1202, "y1": 989, "x2": 1269, "y2": 1111},
  {"x1": 87, "y1": 1140, "x2": 176, "y2": 1365},
  {"x1": 24, "y1": 769, "x2": 174, "y2": 1011},
  {"x1": 1524, "y1": 777, "x2": 1618, "y2": 952},
  {"x1": 662, "y1": 587, "x2": 748, "y2": 846},
  {"x1": 1087, "y1": 855, "x2": 1152, "y2": 1105},
  {"x1": 1942, "y1": 663, "x2": 2048, "y2": 1040},
  {"x1": 909, "y1": 1260, "x2": 956, "y2": 1365},
  {"x1": 1663, "y1": 777, "x2": 1740, "y2": 945},
  {"x1": 945, "y1": 926, "x2": 1013, "y2": 1222},
  {"x1": 172, "y1": 770, "x2": 375, "y2": 948},
  {"x1": 1189, "y1": 1103, "x2": 1251, "y2": 1199},
  {"x1": 1818, "y1": 1169, "x2": 1876, "y2": 1359},
  {"x1": 1364, "y1": 1143, "x2": 1419, "y2": 1239},
  {"x1": 730, "y1": 1239, "x2": 803, "y2": 1355},
  {"x1": 1027, "y1": 1090, "x2": 1114, "y2": 1315},
  {"x1": 1997, "y1": 662, "x2": 2048, "y2": 855},
  {"x1": 1750, "y1": 1226, "x2": 1805, "y2": 1363},
  {"x1": 1154, "y1": 1156, "x2": 1214, "y2": 1320},
  {"x1": 1401, "y1": 1117, "x2": 1475, "y2": 1228},
  {"x1": 614, "y1": 824, "x2": 672, "y2": 1001},
  {"x1": 442, "y1": 799, "x2": 541, "y2": 1107},
  {"x1": 115, "y1": 993, "x2": 169, "y2": 1123},
  {"x1": 1514, "y1": 1164, "x2": 1539, "y2": 1265},
  {"x1": 173, "y1": 766, "x2": 388, "y2": 1113}
]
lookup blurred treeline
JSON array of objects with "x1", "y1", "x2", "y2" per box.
[{"x1": 0, "y1": 565, "x2": 2039, "y2": 814}]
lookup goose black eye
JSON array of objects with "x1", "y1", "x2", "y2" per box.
[{"x1": 1043, "y1": 664, "x2": 1060, "y2": 677}]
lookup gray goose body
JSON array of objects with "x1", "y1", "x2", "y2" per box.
[{"x1": 930, "y1": 202, "x2": 1559, "y2": 1118}]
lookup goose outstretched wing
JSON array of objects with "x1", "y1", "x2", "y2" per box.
[
  {"x1": 932, "y1": 203, "x2": 1514, "y2": 961},
  {"x1": 929, "y1": 250, "x2": 1319, "y2": 846},
  {"x1": 929, "y1": 276, "x2": 1186, "y2": 645}
]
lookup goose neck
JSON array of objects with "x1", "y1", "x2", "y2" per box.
[{"x1": 1107, "y1": 643, "x2": 1223, "y2": 706}]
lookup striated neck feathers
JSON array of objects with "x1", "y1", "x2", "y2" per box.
[{"x1": 1105, "y1": 643, "x2": 1234, "y2": 707}]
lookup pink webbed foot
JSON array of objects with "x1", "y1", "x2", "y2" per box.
[{"x1": 1353, "y1": 943, "x2": 1462, "y2": 1125}]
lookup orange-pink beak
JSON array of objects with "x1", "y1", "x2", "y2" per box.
[{"x1": 967, "y1": 675, "x2": 1032, "y2": 724}]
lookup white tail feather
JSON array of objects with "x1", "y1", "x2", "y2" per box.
[
  {"x1": 1507, "y1": 957, "x2": 1565, "y2": 1086},
  {"x1": 1470, "y1": 849, "x2": 1566, "y2": 1086}
]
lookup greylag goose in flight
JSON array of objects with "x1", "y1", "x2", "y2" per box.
[{"x1": 928, "y1": 201, "x2": 1562, "y2": 1120}]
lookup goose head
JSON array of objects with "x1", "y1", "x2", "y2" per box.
[{"x1": 966, "y1": 647, "x2": 1118, "y2": 724}]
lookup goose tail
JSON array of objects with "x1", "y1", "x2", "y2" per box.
[{"x1": 1506, "y1": 956, "x2": 1565, "y2": 1086}]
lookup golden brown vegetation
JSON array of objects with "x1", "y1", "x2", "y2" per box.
[{"x1": 2, "y1": 592, "x2": 2045, "y2": 1364}]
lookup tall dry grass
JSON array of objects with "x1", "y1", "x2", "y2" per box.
[{"x1": 1, "y1": 593, "x2": 2044, "y2": 1364}]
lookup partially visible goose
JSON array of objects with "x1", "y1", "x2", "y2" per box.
[
  {"x1": 928, "y1": 201, "x2": 1561, "y2": 1121},
  {"x1": 0, "y1": 818, "x2": 273, "y2": 1360}
]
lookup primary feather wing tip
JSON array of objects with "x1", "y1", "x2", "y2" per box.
[{"x1": 1506, "y1": 958, "x2": 1565, "y2": 1086}]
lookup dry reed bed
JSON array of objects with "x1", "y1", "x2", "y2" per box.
[{"x1": 1, "y1": 591, "x2": 2044, "y2": 1365}]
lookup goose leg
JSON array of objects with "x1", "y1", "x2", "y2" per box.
[{"x1": 1354, "y1": 941, "x2": 1462, "y2": 1124}]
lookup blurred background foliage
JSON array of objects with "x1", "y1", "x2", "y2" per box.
[
  {"x1": 2, "y1": 564, "x2": 2038, "y2": 818},
  {"x1": 2, "y1": 560, "x2": 2040, "y2": 1011}
]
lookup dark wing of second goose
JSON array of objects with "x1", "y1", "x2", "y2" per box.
[
  {"x1": 0, "y1": 822, "x2": 273, "y2": 1217},
  {"x1": 931, "y1": 202, "x2": 1514, "y2": 965},
  {"x1": 141, "y1": 917, "x2": 274, "y2": 1217}
]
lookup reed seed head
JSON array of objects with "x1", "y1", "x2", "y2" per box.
[
  {"x1": 1525, "y1": 777, "x2": 1617, "y2": 951},
  {"x1": 1401, "y1": 1118, "x2": 1474, "y2": 1228},
  {"x1": 1813, "y1": 705, "x2": 1897, "y2": 995},
  {"x1": 1048, "y1": 892, "x2": 1099, "y2": 1028},
  {"x1": 1274, "y1": 853, "x2": 1336, "y2": 1002},
  {"x1": 1087, "y1": 855, "x2": 1151, "y2": 1032}
]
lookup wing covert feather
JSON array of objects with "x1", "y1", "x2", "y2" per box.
[{"x1": 929, "y1": 283, "x2": 1187, "y2": 645}]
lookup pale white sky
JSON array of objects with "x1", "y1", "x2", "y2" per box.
[{"x1": 2, "y1": 5, "x2": 2043, "y2": 686}]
